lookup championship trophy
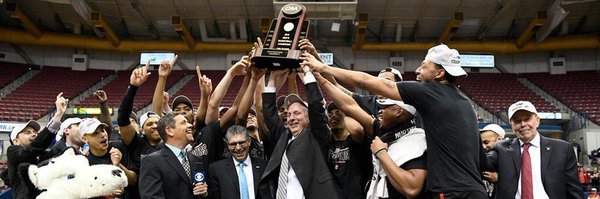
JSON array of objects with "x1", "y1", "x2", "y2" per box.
[{"x1": 251, "y1": 3, "x2": 310, "y2": 70}]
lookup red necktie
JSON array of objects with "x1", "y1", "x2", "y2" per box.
[{"x1": 521, "y1": 143, "x2": 533, "y2": 199}]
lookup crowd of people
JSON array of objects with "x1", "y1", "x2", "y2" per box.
[{"x1": 4, "y1": 39, "x2": 586, "y2": 199}]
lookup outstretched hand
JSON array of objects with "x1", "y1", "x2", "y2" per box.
[
  {"x1": 158, "y1": 55, "x2": 178, "y2": 77},
  {"x1": 55, "y1": 92, "x2": 68, "y2": 115},
  {"x1": 300, "y1": 52, "x2": 327, "y2": 73},
  {"x1": 130, "y1": 61, "x2": 151, "y2": 86},
  {"x1": 230, "y1": 56, "x2": 249, "y2": 76}
]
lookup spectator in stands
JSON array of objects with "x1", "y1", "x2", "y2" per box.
[
  {"x1": 258, "y1": 67, "x2": 339, "y2": 198},
  {"x1": 207, "y1": 125, "x2": 267, "y2": 198},
  {"x1": 486, "y1": 101, "x2": 583, "y2": 198},
  {"x1": 304, "y1": 44, "x2": 487, "y2": 198},
  {"x1": 317, "y1": 72, "x2": 426, "y2": 199},
  {"x1": 7, "y1": 92, "x2": 67, "y2": 199},
  {"x1": 80, "y1": 117, "x2": 137, "y2": 198},
  {"x1": 139, "y1": 112, "x2": 208, "y2": 198},
  {"x1": 479, "y1": 123, "x2": 505, "y2": 198},
  {"x1": 590, "y1": 188, "x2": 600, "y2": 199}
]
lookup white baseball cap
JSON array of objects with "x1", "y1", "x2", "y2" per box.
[
  {"x1": 376, "y1": 98, "x2": 417, "y2": 116},
  {"x1": 56, "y1": 117, "x2": 82, "y2": 141},
  {"x1": 139, "y1": 111, "x2": 160, "y2": 127},
  {"x1": 424, "y1": 44, "x2": 466, "y2": 77},
  {"x1": 79, "y1": 118, "x2": 108, "y2": 136},
  {"x1": 480, "y1": 124, "x2": 505, "y2": 139},
  {"x1": 10, "y1": 120, "x2": 41, "y2": 142},
  {"x1": 508, "y1": 101, "x2": 538, "y2": 120}
]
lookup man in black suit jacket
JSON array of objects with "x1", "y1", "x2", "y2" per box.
[
  {"x1": 139, "y1": 112, "x2": 208, "y2": 198},
  {"x1": 486, "y1": 101, "x2": 583, "y2": 199},
  {"x1": 208, "y1": 125, "x2": 266, "y2": 199},
  {"x1": 258, "y1": 68, "x2": 339, "y2": 199}
]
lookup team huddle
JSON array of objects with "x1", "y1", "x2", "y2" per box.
[{"x1": 6, "y1": 39, "x2": 584, "y2": 199}]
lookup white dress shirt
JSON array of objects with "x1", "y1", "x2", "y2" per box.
[
  {"x1": 515, "y1": 133, "x2": 550, "y2": 199},
  {"x1": 234, "y1": 157, "x2": 255, "y2": 199}
]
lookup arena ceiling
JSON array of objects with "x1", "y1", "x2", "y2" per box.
[{"x1": 0, "y1": 0, "x2": 599, "y2": 52}]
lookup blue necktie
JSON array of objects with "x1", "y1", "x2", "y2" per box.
[{"x1": 238, "y1": 162, "x2": 249, "y2": 199}]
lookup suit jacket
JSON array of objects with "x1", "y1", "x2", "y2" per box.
[
  {"x1": 486, "y1": 135, "x2": 583, "y2": 199},
  {"x1": 139, "y1": 145, "x2": 202, "y2": 199},
  {"x1": 208, "y1": 157, "x2": 266, "y2": 199},
  {"x1": 258, "y1": 81, "x2": 340, "y2": 199}
]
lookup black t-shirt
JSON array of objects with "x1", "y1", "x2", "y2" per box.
[
  {"x1": 86, "y1": 140, "x2": 138, "y2": 199},
  {"x1": 86, "y1": 140, "x2": 129, "y2": 166},
  {"x1": 385, "y1": 153, "x2": 427, "y2": 199},
  {"x1": 327, "y1": 134, "x2": 372, "y2": 199},
  {"x1": 352, "y1": 93, "x2": 378, "y2": 116},
  {"x1": 397, "y1": 81, "x2": 485, "y2": 193},
  {"x1": 188, "y1": 121, "x2": 226, "y2": 174},
  {"x1": 126, "y1": 134, "x2": 164, "y2": 172}
]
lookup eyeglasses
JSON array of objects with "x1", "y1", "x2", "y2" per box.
[{"x1": 227, "y1": 140, "x2": 249, "y2": 148}]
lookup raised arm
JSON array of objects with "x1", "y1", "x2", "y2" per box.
[
  {"x1": 194, "y1": 66, "x2": 212, "y2": 129},
  {"x1": 151, "y1": 55, "x2": 178, "y2": 116},
  {"x1": 205, "y1": 56, "x2": 248, "y2": 124},
  {"x1": 301, "y1": 52, "x2": 402, "y2": 100},
  {"x1": 237, "y1": 66, "x2": 266, "y2": 125},
  {"x1": 221, "y1": 73, "x2": 249, "y2": 128},
  {"x1": 312, "y1": 62, "x2": 374, "y2": 138},
  {"x1": 94, "y1": 90, "x2": 113, "y2": 136},
  {"x1": 118, "y1": 63, "x2": 151, "y2": 145}
]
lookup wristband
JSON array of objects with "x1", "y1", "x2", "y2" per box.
[{"x1": 374, "y1": 147, "x2": 388, "y2": 158}]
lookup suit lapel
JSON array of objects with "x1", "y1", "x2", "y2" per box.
[
  {"x1": 511, "y1": 139, "x2": 521, "y2": 174},
  {"x1": 261, "y1": 132, "x2": 290, "y2": 181},
  {"x1": 540, "y1": 136, "x2": 551, "y2": 184},
  {"x1": 251, "y1": 157, "x2": 265, "y2": 193},
  {"x1": 161, "y1": 148, "x2": 192, "y2": 188},
  {"x1": 226, "y1": 159, "x2": 241, "y2": 193}
]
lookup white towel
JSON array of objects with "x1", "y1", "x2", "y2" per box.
[{"x1": 366, "y1": 128, "x2": 427, "y2": 199}]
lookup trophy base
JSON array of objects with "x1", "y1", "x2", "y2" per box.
[{"x1": 251, "y1": 48, "x2": 302, "y2": 70}]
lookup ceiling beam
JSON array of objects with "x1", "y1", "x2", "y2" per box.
[
  {"x1": 572, "y1": 15, "x2": 587, "y2": 34},
  {"x1": 535, "y1": 0, "x2": 569, "y2": 42},
  {"x1": 127, "y1": 0, "x2": 161, "y2": 39},
  {"x1": 53, "y1": 13, "x2": 68, "y2": 33},
  {"x1": 6, "y1": 2, "x2": 42, "y2": 38},
  {"x1": 172, "y1": 16, "x2": 195, "y2": 49},
  {"x1": 410, "y1": 20, "x2": 419, "y2": 42},
  {"x1": 476, "y1": 0, "x2": 519, "y2": 40},
  {"x1": 352, "y1": 13, "x2": 368, "y2": 50},
  {"x1": 516, "y1": 11, "x2": 547, "y2": 48},
  {"x1": 120, "y1": 18, "x2": 130, "y2": 39},
  {"x1": 91, "y1": 12, "x2": 120, "y2": 46},
  {"x1": 438, "y1": 12, "x2": 463, "y2": 43}
]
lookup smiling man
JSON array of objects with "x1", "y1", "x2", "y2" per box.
[
  {"x1": 80, "y1": 117, "x2": 137, "y2": 197},
  {"x1": 208, "y1": 125, "x2": 267, "y2": 199},
  {"x1": 139, "y1": 112, "x2": 208, "y2": 198},
  {"x1": 486, "y1": 101, "x2": 583, "y2": 199}
]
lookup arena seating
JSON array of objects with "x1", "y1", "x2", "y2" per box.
[
  {"x1": 0, "y1": 67, "x2": 111, "y2": 121},
  {"x1": 76, "y1": 70, "x2": 186, "y2": 111},
  {"x1": 0, "y1": 61, "x2": 30, "y2": 88},
  {"x1": 457, "y1": 73, "x2": 558, "y2": 114},
  {"x1": 525, "y1": 71, "x2": 600, "y2": 125}
]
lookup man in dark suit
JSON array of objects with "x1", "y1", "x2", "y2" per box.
[
  {"x1": 208, "y1": 125, "x2": 266, "y2": 199},
  {"x1": 258, "y1": 67, "x2": 339, "y2": 199},
  {"x1": 486, "y1": 101, "x2": 583, "y2": 199},
  {"x1": 139, "y1": 112, "x2": 208, "y2": 198}
]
